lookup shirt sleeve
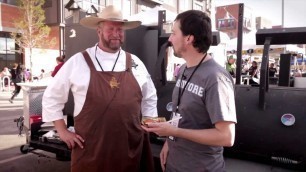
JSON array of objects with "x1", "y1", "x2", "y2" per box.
[
  {"x1": 51, "y1": 64, "x2": 61, "y2": 77},
  {"x1": 141, "y1": 74, "x2": 158, "y2": 118},
  {"x1": 42, "y1": 56, "x2": 75, "y2": 122},
  {"x1": 131, "y1": 55, "x2": 158, "y2": 118},
  {"x1": 205, "y1": 74, "x2": 237, "y2": 124}
]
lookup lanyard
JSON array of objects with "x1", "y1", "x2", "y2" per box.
[
  {"x1": 95, "y1": 45, "x2": 121, "y2": 72},
  {"x1": 176, "y1": 53, "x2": 207, "y2": 112}
]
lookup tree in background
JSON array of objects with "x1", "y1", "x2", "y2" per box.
[{"x1": 10, "y1": 0, "x2": 55, "y2": 80}]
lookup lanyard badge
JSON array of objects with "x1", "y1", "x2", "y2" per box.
[{"x1": 168, "y1": 111, "x2": 181, "y2": 141}]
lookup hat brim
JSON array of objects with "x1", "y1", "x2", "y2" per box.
[{"x1": 80, "y1": 17, "x2": 141, "y2": 30}]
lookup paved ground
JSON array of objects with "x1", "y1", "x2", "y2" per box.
[
  {"x1": 0, "y1": 89, "x2": 70, "y2": 172},
  {"x1": 0, "y1": 87, "x2": 300, "y2": 172}
]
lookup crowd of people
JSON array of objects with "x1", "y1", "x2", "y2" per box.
[
  {"x1": 225, "y1": 54, "x2": 305, "y2": 87},
  {"x1": 1, "y1": 63, "x2": 29, "y2": 103},
  {"x1": 1, "y1": 54, "x2": 66, "y2": 103}
]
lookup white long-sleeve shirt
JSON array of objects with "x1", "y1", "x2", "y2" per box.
[{"x1": 42, "y1": 45, "x2": 158, "y2": 122}]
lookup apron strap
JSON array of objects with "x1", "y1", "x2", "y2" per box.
[
  {"x1": 82, "y1": 50, "x2": 132, "y2": 72},
  {"x1": 125, "y1": 52, "x2": 132, "y2": 72},
  {"x1": 82, "y1": 51, "x2": 96, "y2": 70}
]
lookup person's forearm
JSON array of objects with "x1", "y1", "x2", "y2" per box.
[
  {"x1": 172, "y1": 125, "x2": 235, "y2": 147},
  {"x1": 53, "y1": 119, "x2": 67, "y2": 134}
]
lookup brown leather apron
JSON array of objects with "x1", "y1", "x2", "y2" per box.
[{"x1": 71, "y1": 51, "x2": 154, "y2": 172}]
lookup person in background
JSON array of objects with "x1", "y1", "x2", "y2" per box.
[
  {"x1": 0, "y1": 67, "x2": 11, "y2": 86},
  {"x1": 23, "y1": 68, "x2": 31, "y2": 82},
  {"x1": 226, "y1": 54, "x2": 237, "y2": 78},
  {"x1": 0, "y1": 67, "x2": 11, "y2": 78},
  {"x1": 173, "y1": 64, "x2": 181, "y2": 80},
  {"x1": 9, "y1": 63, "x2": 23, "y2": 103},
  {"x1": 293, "y1": 69, "x2": 302, "y2": 77},
  {"x1": 32, "y1": 69, "x2": 45, "y2": 81},
  {"x1": 42, "y1": 5, "x2": 157, "y2": 172},
  {"x1": 51, "y1": 55, "x2": 65, "y2": 77},
  {"x1": 245, "y1": 61, "x2": 259, "y2": 86},
  {"x1": 142, "y1": 10, "x2": 236, "y2": 171},
  {"x1": 268, "y1": 63, "x2": 277, "y2": 77},
  {"x1": 39, "y1": 69, "x2": 45, "y2": 79},
  {"x1": 241, "y1": 59, "x2": 250, "y2": 75},
  {"x1": 9, "y1": 63, "x2": 18, "y2": 84}
]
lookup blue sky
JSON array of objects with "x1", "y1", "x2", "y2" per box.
[{"x1": 215, "y1": 0, "x2": 306, "y2": 28}]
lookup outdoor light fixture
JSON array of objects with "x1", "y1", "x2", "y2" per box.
[
  {"x1": 64, "y1": 0, "x2": 80, "y2": 11},
  {"x1": 86, "y1": 5, "x2": 98, "y2": 16}
]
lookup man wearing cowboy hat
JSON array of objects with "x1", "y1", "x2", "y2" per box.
[{"x1": 42, "y1": 5, "x2": 157, "y2": 172}]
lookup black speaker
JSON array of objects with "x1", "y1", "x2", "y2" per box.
[
  {"x1": 278, "y1": 54, "x2": 291, "y2": 86},
  {"x1": 212, "y1": 31, "x2": 220, "y2": 46}
]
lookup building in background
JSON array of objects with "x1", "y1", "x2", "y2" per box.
[
  {"x1": 0, "y1": 0, "x2": 210, "y2": 76},
  {"x1": 0, "y1": 0, "x2": 62, "y2": 76},
  {"x1": 215, "y1": 3, "x2": 305, "y2": 58},
  {"x1": 256, "y1": 16, "x2": 272, "y2": 30},
  {"x1": 215, "y1": 3, "x2": 253, "y2": 39},
  {"x1": 0, "y1": 1, "x2": 22, "y2": 71}
]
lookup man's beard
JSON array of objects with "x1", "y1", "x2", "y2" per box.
[
  {"x1": 173, "y1": 52, "x2": 180, "y2": 58},
  {"x1": 172, "y1": 46, "x2": 184, "y2": 58},
  {"x1": 101, "y1": 36, "x2": 123, "y2": 51}
]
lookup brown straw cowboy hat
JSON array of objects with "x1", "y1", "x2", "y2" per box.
[{"x1": 80, "y1": 5, "x2": 141, "y2": 30}]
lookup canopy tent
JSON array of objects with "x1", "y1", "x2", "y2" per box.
[
  {"x1": 225, "y1": 31, "x2": 305, "y2": 61},
  {"x1": 127, "y1": 6, "x2": 177, "y2": 26},
  {"x1": 217, "y1": 31, "x2": 231, "y2": 44},
  {"x1": 226, "y1": 31, "x2": 258, "y2": 51},
  {"x1": 225, "y1": 31, "x2": 289, "y2": 51}
]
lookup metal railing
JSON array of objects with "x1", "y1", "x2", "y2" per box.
[{"x1": 1, "y1": 76, "x2": 11, "y2": 92}]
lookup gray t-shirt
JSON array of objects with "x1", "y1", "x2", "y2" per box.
[{"x1": 166, "y1": 58, "x2": 237, "y2": 172}]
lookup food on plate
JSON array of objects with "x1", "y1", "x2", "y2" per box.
[{"x1": 141, "y1": 117, "x2": 166, "y2": 126}]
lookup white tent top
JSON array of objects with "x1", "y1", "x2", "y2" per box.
[
  {"x1": 225, "y1": 31, "x2": 304, "y2": 54},
  {"x1": 127, "y1": 6, "x2": 177, "y2": 26},
  {"x1": 215, "y1": 31, "x2": 230, "y2": 44}
]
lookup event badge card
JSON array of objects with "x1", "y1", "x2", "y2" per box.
[{"x1": 168, "y1": 112, "x2": 182, "y2": 141}]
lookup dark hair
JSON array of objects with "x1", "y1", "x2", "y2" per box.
[
  {"x1": 16, "y1": 64, "x2": 22, "y2": 75},
  {"x1": 175, "y1": 10, "x2": 212, "y2": 53},
  {"x1": 56, "y1": 55, "x2": 65, "y2": 62}
]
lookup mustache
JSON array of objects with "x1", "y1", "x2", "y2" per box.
[
  {"x1": 110, "y1": 38, "x2": 121, "y2": 41},
  {"x1": 109, "y1": 39, "x2": 123, "y2": 44},
  {"x1": 167, "y1": 42, "x2": 172, "y2": 47}
]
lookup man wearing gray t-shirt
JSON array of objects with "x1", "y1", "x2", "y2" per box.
[{"x1": 143, "y1": 10, "x2": 237, "y2": 172}]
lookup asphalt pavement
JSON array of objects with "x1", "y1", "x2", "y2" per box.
[
  {"x1": 0, "y1": 88, "x2": 70, "y2": 172},
  {"x1": 0, "y1": 86, "x2": 300, "y2": 172}
]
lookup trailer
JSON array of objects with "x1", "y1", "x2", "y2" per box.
[
  {"x1": 16, "y1": 82, "x2": 72, "y2": 161},
  {"x1": 16, "y1": 5, "x2": 306, "y2": 171},
  {"x1": 224, "y1": 26, "x2": 306, "y2": 171}
]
